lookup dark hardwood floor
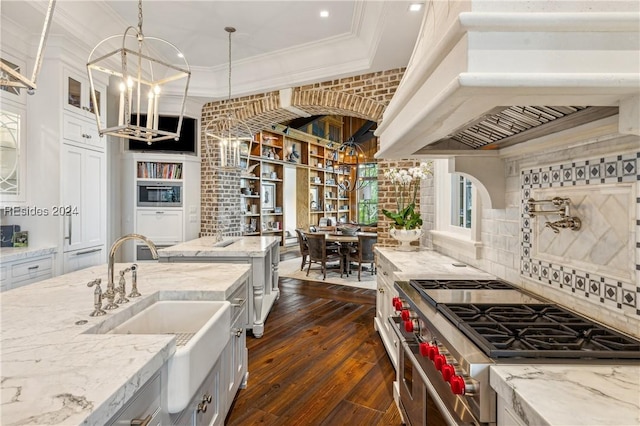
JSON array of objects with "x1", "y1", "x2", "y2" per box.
[{"x1": 225, "y1": 251, "x2": 402, "y2": 426}]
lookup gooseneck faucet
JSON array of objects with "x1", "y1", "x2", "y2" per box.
[{"x1": 105, "y1": 234, "x2": 158, "y2": 309}]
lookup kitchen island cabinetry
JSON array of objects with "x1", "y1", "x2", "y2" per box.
[
  {"x1": 0, "y1": 262, "x2": 251, "y2": 426},
  {"x1": 158, "y1": 236, "x2": 280, "y2": 338}
]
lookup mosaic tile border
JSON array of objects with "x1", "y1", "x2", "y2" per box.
[{"x1": 521, "y1": 152, "x2": 639, "y2": 317}]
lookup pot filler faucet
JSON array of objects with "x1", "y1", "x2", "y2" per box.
[{"x1": 104, "y1": 233, "x2": 158, "y2": 310}]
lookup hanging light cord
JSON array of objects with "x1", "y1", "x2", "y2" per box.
[
  {"x1": 137, "y1": 0, "x2": 144, "y2": 38},
  {"x1": 226, "y1": 27, "x2": 234, "y2": 103}
]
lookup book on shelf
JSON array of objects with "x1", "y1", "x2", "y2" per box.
[{"x1": 137, "y1": 162, "x2": 183, "y2": 179}]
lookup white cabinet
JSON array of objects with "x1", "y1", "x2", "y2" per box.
[
  {"x1": 223, "y1": 281, "x2": 249, "y2": 414},
  {"x1": 0, "y1": 253, "x2": 55, "y2": 291},
  {"x1": 63, "y1": 67, "x2": 106, "y2": 125},
  {"x1": 497, "y1": 394, "x2": 528, "y2": 426},
  {"x1": 107, "y1": 368, "x2": 168, "y2": 426},
  {"x1": 63, "y1": 114, "x2": 103, "y2": 150},
  {"x1": 61, "y1": 144, "x2": 106, "y2": 272},
  {"x1": 374, "y1": 253, "x2": 400, "y2": 371},
  {"x1": 135, "y1": 210, "x2": 184, "y2": 244},
  {"x1": 121, "y1": 153, "x2": 201, "y2": 262}
]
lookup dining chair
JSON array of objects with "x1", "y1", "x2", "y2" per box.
[
  {"x1": 295, "y1": 228, "x2": 309, "y2": 271},
  {"x1": 347, "y1": 234, "x2": 378, "y2": 281},
  {"x1": 305, "y1": 232, "x2": 343, "y2": 280}
]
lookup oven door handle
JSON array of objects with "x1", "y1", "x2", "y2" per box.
[{"x1": 395, "y1": 323, "x2": 480, "y2": 426}]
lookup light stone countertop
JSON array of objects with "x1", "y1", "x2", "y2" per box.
[
  {"x1": 376, "y1": 246, "x2": 640, "y2": 426},
  {"x1": 0, "y1": 261, "x2": 251, "y2": 426},
  {"x1": 0, "y1": 245, "x2": 57, "y2": 263},
  {"x1": 375, "y1": 246, "x2": 495, "y2": 281},
  {"x1": 158, "y1": 236, "x2": 280, "y2": 259},
  {"x1": 490, "y1": 364, "x2": 640, "y2": 426}
]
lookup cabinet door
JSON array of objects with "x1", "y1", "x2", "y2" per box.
[
  {"x1": 61, "y1": 145, "x2": 106, "y2": 253},
  {"x1": 63, "y1": 114, "x2": 104, "y2": 151},
  {"x1": 135, "y1": 210, "x2": 183, "y2": 243},
  {"x1": 63, "y1": 68, "x2": 106, "y2": 124}
]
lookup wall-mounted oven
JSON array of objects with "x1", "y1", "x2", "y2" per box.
[{"x1": 137, "y1": 181, "x2": 182, "y2": 207}]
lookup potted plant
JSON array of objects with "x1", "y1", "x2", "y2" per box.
[{"x1": 381, "y1": 162, "x2": 432, "y2": 250}]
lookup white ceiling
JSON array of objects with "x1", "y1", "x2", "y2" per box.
[{"x1": 1, "y1": 0, "x2": 424, "y2": 102}]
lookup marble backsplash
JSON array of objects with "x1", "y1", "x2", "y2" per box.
[
  {"x1": 530, "y1": 184, "x2": 635, "y2": 283},
  {"x1": 521, "y1": 151, "x2": 639, "y2": 330}
]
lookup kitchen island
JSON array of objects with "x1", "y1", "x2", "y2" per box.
[
  {"x1": 158, "y1": 236, "x2": 280, "y2": 338},
  {"x1": 0, "y1": 261, "x2": 251, "y2": 426}
]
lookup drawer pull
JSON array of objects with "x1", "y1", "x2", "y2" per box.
[
  {"x1": 231, "y1": 298, "x2": 246, "y2": 308},
  {"x1": 155, "y1": 211, "x2": 165, "y2": 214},
  {"x1": 28, "y1": 265, "x2": 40, "y2": 270},
  {"x1": 75, "y1": 248, "x2": 101, "y2": 256},
  {"x1": 130, "y1": 414, "x2": 152, "y2": 426},
  {"x1": 197, "y1": 402, "x2": 207, "y2": 413}
]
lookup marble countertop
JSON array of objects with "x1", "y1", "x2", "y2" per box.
[
  {"x1": 375, "y1": 246, "x2": 495, "y2": 280},
  {"x1": 0, "y1": 262, "x2": 251, "y2": 426},
  {"x1": 491, "y1": 364, "x2": 640, "y2": 426},
  {"x1": 0, "y1": 245, "x2": 57, "y2": 263},
  {"x1": 158, "y1": 236, "x2": 280, "y2": 259}
]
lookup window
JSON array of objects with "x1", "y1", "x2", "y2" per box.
[
  {"x1": 432, "y1": 160, "x2": 481, "y2": 258},
  {"x1": 451, "y1": 175, "x2": 472, "y2": 229},
  {"x1": 356, "y1": 163, "x2": 378, "y2": 225}
]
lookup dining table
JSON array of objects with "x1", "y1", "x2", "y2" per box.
[{"x1": 312, "y1": 231, "x2": 378, "y2": 275}]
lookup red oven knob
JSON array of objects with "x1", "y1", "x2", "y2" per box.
[
  {"x1": 434, "y1": 354, "x2": 447, "y2": 371},
  {"x1": 393, "y1": 299, "x2": 405, "y2": 311},
  {"x1": 391, "y1": 297, "x2": 400, "y2": 309},
  {"x1": 441, "y1": 364, "x2": 455, "y2": 382},
  {"x1": 427, "y1": 345, "x2": 439, "y2": 360},
  {"x1": 419, "y1": 342, "x2": 431, "y2": 357},
  {"x1": 404, "y1": 319, "x2": 416, "y2": 333},
  {"x1": 401, "y1": 309, "x2": 411, "y2": 321},
  {"x1": 450, "y1": 375, "x2": 466, "y2": 395}
]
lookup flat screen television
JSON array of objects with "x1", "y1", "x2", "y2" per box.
[{"x1": 127, "y1": 115, "x2": 197, "y2": 155}]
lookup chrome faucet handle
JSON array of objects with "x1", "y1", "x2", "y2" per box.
[
  {"x1": 103, "y1": 279, "x2": 119, "y2": 310},
  {"x1": 87, "y1": 278, "x2": 107, "y2": 317},
  {"x1": 128, "y1": 263, "x2": 141, "y2": 298},
  {"x1": 115, "y1": 268, "x2": 131, "y2": 304}
]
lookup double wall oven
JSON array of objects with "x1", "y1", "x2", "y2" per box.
[{"x1": 391, "y1": 279, "x2": 640, "y2": 426}]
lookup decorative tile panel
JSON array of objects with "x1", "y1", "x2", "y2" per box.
[{"x1": 521, "y1": 151, "x2": 639, "y2": 316}]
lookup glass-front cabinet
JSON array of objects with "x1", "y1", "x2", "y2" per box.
[
  {"x1": 63, "y1": 67, "x2": 105, "y2": 125},
  {"x1": 0, "y1": 101, "x2": 26, "y2": 204}
]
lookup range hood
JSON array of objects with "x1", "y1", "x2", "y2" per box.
[{"x1": 375, "y1": 2, "x2": 640, "y2": 159}]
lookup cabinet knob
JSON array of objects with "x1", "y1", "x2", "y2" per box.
[
  {"x1": 197, "y1": 402, "x2": 208, "y2": 413},
  {"x1": 378, "y1": 287, "x2": 384, "y2": 293},
  {"x1": 202, "y1": 393, "x2": 213, "y2": 403}
]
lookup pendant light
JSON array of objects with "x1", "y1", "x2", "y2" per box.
[
  {"x1": 86, "y1": 0, "x2": 191, "y2": 144},
  {"x1": 204, "y1": 27, "x2": 253, "y2": 169},
  {"x1": 0, "y1": 0, "x2": 56, "y2": 95}
]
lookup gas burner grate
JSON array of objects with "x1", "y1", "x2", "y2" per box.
[
  {"x1": 409, "y1": 279, "x2": 515, "y2": 291},
  {"x1": 439, "y1": 303, "x2": 640, "y2": 359}
]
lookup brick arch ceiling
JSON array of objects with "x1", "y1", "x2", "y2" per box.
[
  {"x1": 202, "y1": 68, "x2": 404, "y2": 134},
  {"x1": 231, "y1": 90, "x2": 384, "y2": 135}
]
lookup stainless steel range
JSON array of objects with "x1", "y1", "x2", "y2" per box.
[{"x1": 391, "y1": 279, "x2": 640, "y2": 426}]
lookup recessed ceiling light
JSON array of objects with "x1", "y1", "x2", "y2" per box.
[
  {"x1": 409, "y1": 3, "x2": 423, "y2": 12},
  {"x1": 177, "y1": 52, "x2": 184, "y2": 58},
  {"x1": 320, "y1": 10, "x2": 329, "y2": 18}
]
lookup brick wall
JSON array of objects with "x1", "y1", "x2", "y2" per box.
[{"x1": 201, "y1": 68, "x2": 417, "y2": 239}]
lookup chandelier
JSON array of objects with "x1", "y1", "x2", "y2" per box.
[
  {"x1": 204, "y1": 27, "x2": 253, "y2": 169},
  {"x1": 86, "y1": 0, "x2": 191, "y2": 144},
  {"x1": 0, "y1": 0, "x2": 56, "y2": 94}
]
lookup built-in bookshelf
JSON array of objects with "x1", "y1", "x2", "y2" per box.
[{"x1": 137, "y1": 161, "x2": 183, "y2": 179}]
